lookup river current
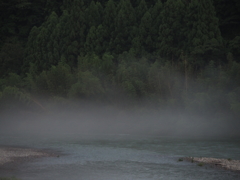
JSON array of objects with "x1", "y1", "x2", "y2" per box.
[{"x1": 0, "y1": 134, "x2": 240, "y2": 180}]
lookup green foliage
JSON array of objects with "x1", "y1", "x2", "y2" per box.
[
  {"x1": 24, "y1": 12, "x2": 59, "y2": 71},
  {"x1": 45, "y1": 62, "x2": 73, "y2": 96},
  {"x1": 228, "y1": 36, "x2": 240, "y2": 61},
  {"x1": 135, "y1": 0, "x2": 148, "y2": 23},
  {"x1": 101, "y1": 52, "x2": 114, "y2": 74},
  {"x1": 33, "y1": 70, "x2": 49, "y2": 95},
  {"x1": 137, "y1": 11, "x2": 153, "y2": 53},
  {"x1": 149, "y1": 0, "x2": 163, "y2": 52},
  {"x1": 25, "y1": 62, "x2": 73, "y2": 97},
  {"x1": 0, "y1": 86, "x2": 31, "y2": 110},
  {"x1": 116, "y1": 53, "x2": 149, "y2": 97},
  {"x1": 0, "y1": 39, "x2": 24, "y2": 77},
  {"x1": 112, "y1": 0, "x2": 137, "y2": 54},
  {"x1": 84, "y1": 25, "x2": 105, "y2": 55},
  {"x1": 68, "y1": 71, "x2": 104, "y2": 99},
  {"x1": 86, "y1": 1, "x2": 103, "y2": 28},
  {"x1": 186, "y1": 0, "x2": 223, "y2": 64},
  {"x1": 197, "y1": 162, "x2": 204, "y2": 166},
  {"x1": 24, "y1": 1, "x2": 87, "y2": 70},
  {"x1": 178, "y1": 158, "x2": 183, "y2": 162},
  {"x1": 103, "y1": 0, "x2": 117, "y2": 52},
  {"x1": 78, "y1": 53, "x2": 101, "y2": 72},
  {"x1": 158, "y1": 0, "x2": 186, "y2": 59},
  {"x1": 0, "y1": 73, "x2": 24, "y2": 89}
]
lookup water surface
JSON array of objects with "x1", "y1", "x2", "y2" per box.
[{"x1": 0, "y1": 134, "x2": 240, "y2": 180}]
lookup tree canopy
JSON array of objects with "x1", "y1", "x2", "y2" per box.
[{"x1": 1, "y1": 0, "x2": 240, "y2": 122}]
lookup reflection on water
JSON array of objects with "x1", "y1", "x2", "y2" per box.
[{"x1": 0, "y1": 134, "x2": 240, "y2": 180}]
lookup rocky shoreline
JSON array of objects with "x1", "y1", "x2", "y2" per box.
[
  {"x1": 184, "y1": 157, "x2": 240, "y2": 172},
  {"x1": 0, "y1": 146, "x2": 58, "y2": 166},
  {"x1": 1, "y1": 146, "x2": 240, "y2": 173}
]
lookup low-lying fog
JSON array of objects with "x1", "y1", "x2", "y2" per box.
[{"x1": 1, "y1": 101, "x2": 239, "y2": 139}]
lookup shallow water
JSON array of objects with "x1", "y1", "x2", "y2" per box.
[{"x1": 0, "y1": 134, "x2": 240, "y2": 180}]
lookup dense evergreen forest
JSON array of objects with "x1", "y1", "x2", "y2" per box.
[{"x1": 0, "y1": 0, "x2": 240, "y2": 122}]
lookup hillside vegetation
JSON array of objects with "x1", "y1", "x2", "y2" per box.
[{"x1": 0, "y1": 0, "x2": 240, "y2": 123}]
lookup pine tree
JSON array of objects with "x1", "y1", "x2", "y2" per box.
[
  {"x1": 24, "y1": 26, "x2": 40, "y2": 72},
  {"x1": 158, "y1": 0, "x2": 186, "y2": 60},
  {"x1": 24, "y1": 11, "x2": 59, "y2": 71},
  {"x1": 112, "y1": 0, "x2": 137, "y2": 54},
  {"x1": 95, "y1": 25, "x2": 106, "y2": 55},
  {"x1": 139, "y1": 11, "x2": 153, "y2": 53},
  {"x1": 85, "y1": 1, "x2": 103, "y2": 28},
  {"x1": 96, "y1": 2, "x2": 104, "y2": 22},
  {"x1": 229, "y1": 36, "x2": 240, "y2": 61},
  {"x1": 70, "y1": 0, "x2": 86, "y2": 53},
  {"x1": 149, "y1": 0, "x2": 163, "y2": 52},
  {"x1": 60, "y1": 0, "x2": 86, "y2": 65},
  {"x1": 53, "y1": 10, "x2": 71, "y2": 65},
  {"x1": 0, "y1": 40, "x2": 24, "y2": 77},
  {"x1": 131, "y1": 10, "x2": 153, "y2": 55},
  {"x1": 77, "y1": 53, "x2": 101, "y2": 73},
  {"x1": 25, "y1": 0, "x2": 88, "y2": 71},
  {"x1": 84, "y1": 25, "x2": 106, "y2": 55},
  {"x1": 103, "y1": 0, "x2": 117, "y2": 53},
  {"x1": 186, "y1": 0, "x2": 223, "y2": 63},
  {"x1": 85, "y1": 26, "x2": 98, "y2": 54},
  {"x1": 135, "y1": 0, "x2": 148, "y2": 23}
]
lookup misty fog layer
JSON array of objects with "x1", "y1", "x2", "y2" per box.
[{"x1": 1, "y1": 102, "x2": 239, "y2": 139}]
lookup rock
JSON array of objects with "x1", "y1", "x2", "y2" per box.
[
  {"x1": 184, "y1": 157, "x2": 240, "y2": 171},
  {"x1": 0, "y1": 147, "x2": 55, "y2": 166}
]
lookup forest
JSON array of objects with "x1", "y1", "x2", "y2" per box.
[{"x1": 0, "y1": 0, "x2": 240, "y2": 123}]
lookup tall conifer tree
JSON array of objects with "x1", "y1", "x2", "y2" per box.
[
  {"x1": 186, "y1": 0, "x2": 223, "y2": 63},
  {"x1": 150, "y1": 0, "x2": 163, "y2": 52},
  {"x1": 132, "y1": 10, "x2": 153, "y2": 54},
  {"x1": 140, "y1": 11, "x2": 154, "y2": 53},
  {"x1": 103, "y1": 0, "x2": 117, "y2": 53},
  {"x1": 135, "y1": 0, "x2": 148, "y2": 23},
  {"x1": 85, "y1": 1, "x2": 103, "y2": 28},
  {"x1": 66, "y1": 0, "x2": 86, "y2": 64},
  {"x1": 112, "y1": 0, "x2": 136, "y2": 54},
  {"x1": 25, "y1": 12, "x2": 59, "y2": 71},
  {"x1": 158, "y1": 0, "x2": 186, "y2": 60}
]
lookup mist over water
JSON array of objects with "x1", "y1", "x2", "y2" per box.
[
  {"x1": 1, "y1": 101, "x2": 239, "y2": 139},
  {"x1": 1, "y1": 101, "x2": 240, "y2": 180}
]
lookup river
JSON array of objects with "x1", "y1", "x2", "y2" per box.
[{"x1": 0, "y1": 134, "x2": 240, "y2": 180}]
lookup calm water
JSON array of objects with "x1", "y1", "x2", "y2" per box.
[{"x1": 0, "y1": 134, "x2": 240, "y2": 180}]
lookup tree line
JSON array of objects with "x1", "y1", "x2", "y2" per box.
[{"x1": 0, "y1": 0, "x2": 240, "y2": 121}]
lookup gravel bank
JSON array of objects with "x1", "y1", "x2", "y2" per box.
[
  {"x1": 184, "y1": 157, "x2": 240, "y2": 171},
  {"x1": 0, "y1": 147, "x2": 57, "y2": 166}
]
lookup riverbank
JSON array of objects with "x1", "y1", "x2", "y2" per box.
[
  {"x1": 184, "y1": 157, "x2": 240, "y2": 172},
  {"x1": 0, "y1": 146, "x2": 58, "y2": 166}
]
